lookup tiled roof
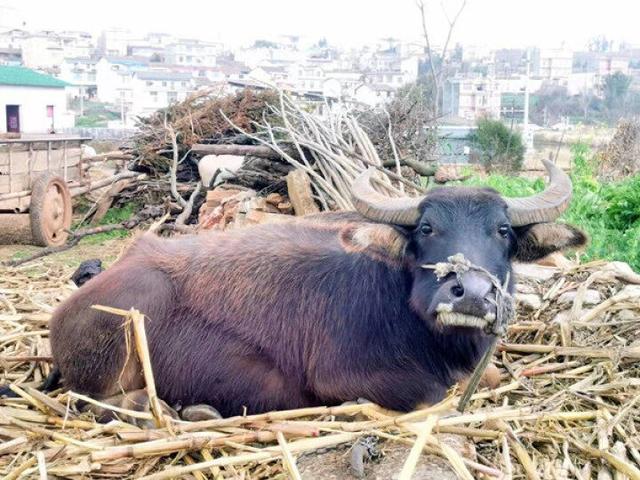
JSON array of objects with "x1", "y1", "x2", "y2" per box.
[{"x1": 0, "y1": 66, "x2": 68, "y2": 88}]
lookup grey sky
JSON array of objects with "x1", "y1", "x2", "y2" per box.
[{"x1": 3, "y1": 0, "x2": 640, "y2": 50}]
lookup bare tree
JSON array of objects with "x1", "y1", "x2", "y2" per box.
[{"x1": 416, "y1": 0, "x2": 468, "y2": 117}]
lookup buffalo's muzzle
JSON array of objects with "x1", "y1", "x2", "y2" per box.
[{"x1": 430, "y1": 272, "x2": 497, "y2": 329}]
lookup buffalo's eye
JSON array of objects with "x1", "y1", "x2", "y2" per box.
[
  {"x1": 420, "y1": 223, "x2": 433, "y2": 235},
  {"x1": 498, "y1": 224, "x2": 510, "y2": 238}
]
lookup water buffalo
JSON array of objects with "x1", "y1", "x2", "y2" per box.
[{"x1": 49, "y1": 161, "x2": 585, "y2": 418}]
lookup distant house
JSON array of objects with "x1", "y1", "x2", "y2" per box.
[
  {"x1": 59, "y1": 57, "x2": 98, "y2": 99},
  {"x1": 164, "y1": 39, "x2": 222, "y2": 67},
  {"x1": 130, "y1": 70, "x2": 195, "y2": 116},
  {"x1": 0, "y1": 66, "x2": 73, "y2": 133},
  {"x1": 0, "y1": 48, "x2": 22, "y2": 66},
  {"x1": 443, "y1": 76, "x2": 501, "y2": 121},
  {"x1": 95, "y1": 56, "x2": 149, "y2": 104}
]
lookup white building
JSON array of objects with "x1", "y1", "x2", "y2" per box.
[
  {"x1": 444, "y1": 76, "x2": 502, "y2": 120},
  {"x1": 353, "y1": 83, "x2": 395, "y2": 106},
  {"x1": 164, "y1": 39, "x2": 222, "y2": 67},
  {"x1": 58, "y1": 31, "x2": 94, "y2": 59},
  {"x1": 533, "y1": 48, "x2": 573, "y2": 81},
  {"x1": 0, "y1": 66, "x2": 73, "y2": 133},
  {"x1": 130, "y1": 70, "x2": 195, "y2": 116},
  {"x1": 95, "y1": 56, "x2": 149, "y2": 104},
  {"x1": 59, "y1": 57, "x2": 98, "y2": 98},
  {"x1": 98, "y1": 28, "x2": 135, "y2": 56},
  {"x1": 0, "y1": 29, "x2": 29, "y2": 50},
  {"x1": 21, "y1": 33, "x2": 65, "y2": 69}
]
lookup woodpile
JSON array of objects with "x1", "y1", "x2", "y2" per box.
[
  {"x1": 2, "y1": 258, "x2": 640, "y2": 478},
  {"x1": 598, "y1": 119, "x2": 640, "y2": 180},
  {"x1": 114, "y1": 87, "x2": 432, "y2": 233}
]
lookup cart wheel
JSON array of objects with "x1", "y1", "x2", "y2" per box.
[{"x1": 30, "y1": 173, "x2": 72, "y2": 247}]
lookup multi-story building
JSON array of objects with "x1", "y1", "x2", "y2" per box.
[
  {"x1": 443, "y1": 76, "x2": 501, "y2": 120},
  {"x1": 97, "y1": 28, "x2": 135, "y2": 57},
  {"x1": 130, "y1": 70, "x2": 195, "y2": 116},
  {"x1": 21, "y1": 32, "x2": 65, "y2": 69},
  {"x1": 164, "y1": 39, "x2": 222, "y2": 67},
  {"x1": 0, "y1": 48, "x2": 22, "y2": 66},
  {"x1": 0, "y1": 29, "x2": 29, "y2": 50},
  {"x1": 95, "y1": 56, "x2": 148, "y2": 104},
  {"x1": 58, "y1": 31, "x2": 94, "y2": 59},
  {"x1": 59, "y1": 57, "x2": 98, "y2": 99},
  {"x1": 532, "y1": 48, "x2": 573, "y2": 81}
]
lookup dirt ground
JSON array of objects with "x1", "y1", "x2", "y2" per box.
[{"x1": 0, "y1": 234, "x2": 132, "y2": 272}]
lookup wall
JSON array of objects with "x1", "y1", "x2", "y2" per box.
[{"x1": 0, "y1": 86, "x2": 73, "y2": 133}]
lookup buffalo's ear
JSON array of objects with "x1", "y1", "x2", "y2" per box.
[{"x1": 513, "y1": 222, "x2": 588, "y2": 262}]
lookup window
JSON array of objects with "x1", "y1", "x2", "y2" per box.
[
  {"x1": 146, "y1": 81, "x2": 153, "y2": 87},
  {"x1": 168, "y1": 91, "x2": 178, "y2": 103},
  {"x1": 150, "y1": 91, "x2": 158, "y2": 102},
  {"x1": 162, "y1": 81, "x2": 167, "y2": 87},
  {"x1": 181, "y1": 81, "x2": 187, "y2": 87}
]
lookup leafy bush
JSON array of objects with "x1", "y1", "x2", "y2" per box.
[{"x1": 471, "y1": 118, "x2": 525, "y2": 173}]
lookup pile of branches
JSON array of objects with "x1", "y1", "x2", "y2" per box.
[
  {"x1": 598, "y1": 119, "x2": 640, "y2": 180},
  {"x1": 2, "y1": 257, "x2": 640, "y2": 478},
  {"x1": 117, "y1": 87, "x2": 435, "y2": 229},
  {"x1": 128, "y1": 88, "x2": 281, "y2": 175},
  {"x1": 223, "y1": 91, "x2": 423, "y2": 211},
  {"x1": 356, "y1": 78, "x2": 439, "y2": 169}
]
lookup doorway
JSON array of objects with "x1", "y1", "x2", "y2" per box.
[{"x1": 6, "y1": 105, "x2": 20, "y2": 133}]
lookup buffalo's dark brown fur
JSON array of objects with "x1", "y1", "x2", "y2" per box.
[{"x1": 50, "y1": 195, "x2": 586, "y2": 416}]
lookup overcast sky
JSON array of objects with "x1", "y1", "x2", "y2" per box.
[{"x1": 2, "y1": 0, "x2": 640, "y2": 50}]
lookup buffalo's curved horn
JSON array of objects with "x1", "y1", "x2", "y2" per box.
[
  {"x1": 504, "y1": 160, "x2": 573, "y2": 226},
  {"x1": 351, "y1": 168, "x2": 422, "y2": 225}
]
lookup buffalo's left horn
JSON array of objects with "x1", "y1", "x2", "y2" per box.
[
  {"x1": 351, "y1": 168, "x2": 422, "y2": 225},
  {"x1": 504, "y1": 160, "x2": 573, "y2": 226}
]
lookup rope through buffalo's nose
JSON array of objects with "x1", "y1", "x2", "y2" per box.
[{"x1": 421, "y1": 253, "x2": 516, "y2": 412}]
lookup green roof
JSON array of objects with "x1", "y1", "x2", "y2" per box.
[{"x1": 0, "y1": 66, "x2": 69, "y2": 88}]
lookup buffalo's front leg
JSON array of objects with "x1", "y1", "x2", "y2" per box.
[
  {"x1": 312, "y1": 367, "x2": 446, "y2": 412},
  {"x1": 80, "y1": 389, "x2": 178, "y2": 428}
]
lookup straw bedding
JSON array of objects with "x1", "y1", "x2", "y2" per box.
[{"x1": 1, "y1": 257, "x2": 640, "y2": 479}]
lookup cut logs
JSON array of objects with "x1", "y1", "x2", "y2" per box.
[{"x1": 286, "y1": 170, "x2": 320, "y2": 216}]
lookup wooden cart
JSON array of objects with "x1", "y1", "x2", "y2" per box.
[{"x1": 0, "y1": 136, "x2": 91, "y2": 247}]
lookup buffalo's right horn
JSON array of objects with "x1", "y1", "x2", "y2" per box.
[
  {"x1": 504, "y1": 160, "x2": 573, "y2": 226},
  {"x1": 351, "y1": 168, "x2": 422, "y2": 226}
]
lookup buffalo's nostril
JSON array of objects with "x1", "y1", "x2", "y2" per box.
[{"x1": 450, "y1": 283, "x2": 465, "y2": 298}]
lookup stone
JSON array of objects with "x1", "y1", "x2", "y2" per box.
[
  {"x1": 551, "y1": 309, "x2": 573, "y2": 325},
  {"x1": 277, "y1": 201, "x2": 294, "y2": 214},
  {"x1": 81, "y1": 144, "x2": 97, "y2": 158},
  {"x1": 516, "y1": 283, "x2": 537, "y2": 294},
  {"x1": 265, "y1": 192, "x2": 286, "y2": 206},
  {"x1": 286, "y1": 169, "x2": 320, "y2": 216},
  {"x1": 198, "y1": 154, "x2": 244, "y2": 187},
  {"x1": 513, "y1": 263, "x2": 558, "y2": 282},
  {"x1": 205, "y1": 187, "x2": 245, "y2": 209},
  {"x1": 616, "y1": 309, "x2": 638, "y2": 321},
  {"x1": 536, "y1": 252, "x2": 574, "y2": 269},
  {"x1": 180, "y1": 404, "x2": 222, "y2": 422},
  {"x1": 516, "y1": 293, "x2": 542, "y2": 310},
  {"x1": 557, "y1": 289, "x2": 602, "y2": 306}
]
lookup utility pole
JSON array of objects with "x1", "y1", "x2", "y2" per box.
[
  {"x1": 523, "y1": 49, "x2": 534, "y2": 151},
  {"x1": 79, "y1": 86, "x2": 84, "y2": 117},
  {"x1": 120, "y1": 91, "x2": 125, "y2": 127}
]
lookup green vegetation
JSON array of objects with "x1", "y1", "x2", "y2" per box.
[
  {"x1": 72, "y1": 100, "x2": 120, "y2": 128},
  {"x1": 471, "y1": 118, "x2": 525, "y2": 173},
  {"x1": 78, "y1": 204, "x2": 135, "y2": 245},
  {"x1": 459, "y1": 143, "x2": 640, "y2": 270}
]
